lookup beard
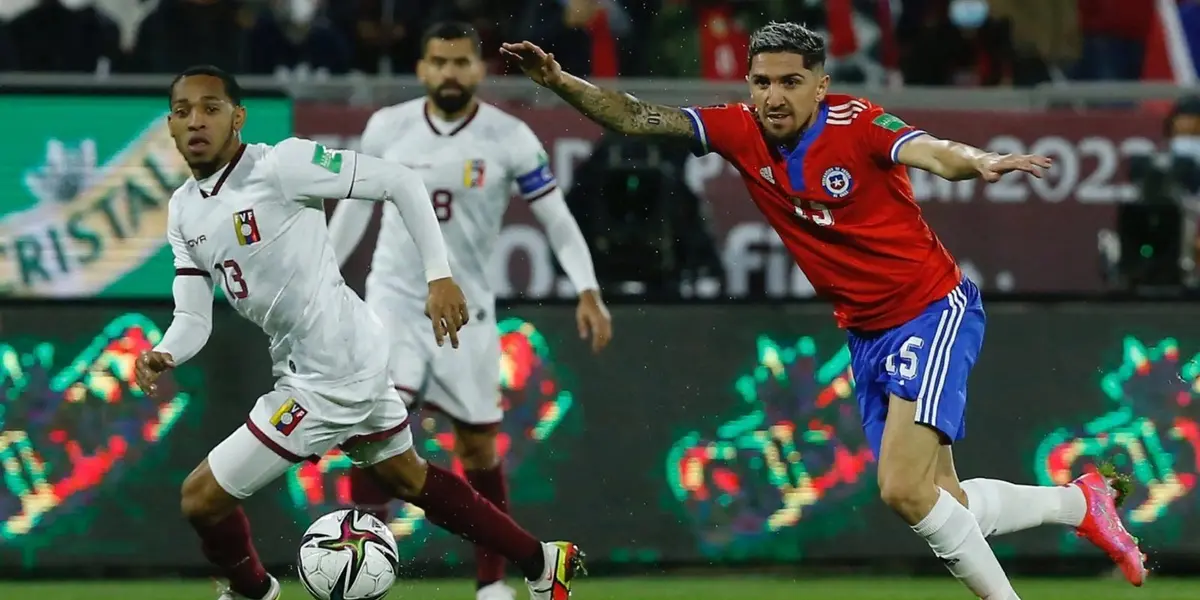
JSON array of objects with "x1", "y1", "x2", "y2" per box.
[
  {"x1": 429, "y1": 82, "x2": 475, "y2": 116},
  {"x1": 183, "y1": 127, "x2": 236, "y2": 179}
]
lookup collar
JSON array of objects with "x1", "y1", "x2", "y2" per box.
[{"x1": 197, "y1": 143, "x2": 247, "y2": 198}]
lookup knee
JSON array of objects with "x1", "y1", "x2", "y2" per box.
[
  {"x1": 180, "y1": 464, "x2": 236, "y2": 525},
  {"x1": 878, "y1": 469, "x2": 937, "y2": 522},
  {"x1": 370, "y1": 450, "x2": 428, "y2": 500}
]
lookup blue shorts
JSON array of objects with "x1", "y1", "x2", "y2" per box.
[{"x1": 847, "y1": 277, "x2": 985, "y2": 458}]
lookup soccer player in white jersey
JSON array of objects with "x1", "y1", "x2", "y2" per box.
[
  {"x1": 326, "y1": 23, "x2": 612, "y2": 600},
  {"x1": 135, "y1": 65, "x2": 585, "y2": 600}
]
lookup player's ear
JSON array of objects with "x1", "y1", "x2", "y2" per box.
[
  {"x1": 232, "y1": 105, "x2": 247, "y2": 133},
  {"x1": 815, "y1": 73, "x2": 831, "y2": 102}
]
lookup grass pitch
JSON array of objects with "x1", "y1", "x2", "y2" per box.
[{"x1": 0, "y1": 576, "x2": 1195, "y2": 600}]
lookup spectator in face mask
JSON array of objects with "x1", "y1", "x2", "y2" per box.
[
  {"x1": 9, "y1": 0, "x2": 122, "y2": 72},
  {"x1": 246, "y1": 0, "x2": 351, "y2": 77}
]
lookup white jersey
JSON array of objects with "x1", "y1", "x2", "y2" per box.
[
  {"x1": 166, "y1": 138, "x2": 388, "y2": 398},
  {"x1": 360, "y1": 100, "x2": 557, "y2": 309}
]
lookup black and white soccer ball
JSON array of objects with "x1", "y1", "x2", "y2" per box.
[{"x1": 298, "y1": 509, "x2": 400, "y2": 600}]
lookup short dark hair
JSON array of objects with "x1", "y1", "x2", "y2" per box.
[
  {"x1": 748, "y1": 22, "x2": 826, "y2": 70},
  {"x1": 169, "y1": 65, "x2": 243, "y2": 106},
  {"x1": 421, "y1": 21, "x2": 482, "y2": 56}
]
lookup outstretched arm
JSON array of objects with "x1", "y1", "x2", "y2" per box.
[
  {"x1": 548, "y1": 72, "x2": 696, "y2": 138},
  {"x1": 501, "y1": 41, "x2": 696, "y2": 139},
  {"x1": 896, "y1": 134, "x2": 1052, "y2": 182},
  {"x1": 859, "y1": 107, "x2": 1053, "y2": 182}
]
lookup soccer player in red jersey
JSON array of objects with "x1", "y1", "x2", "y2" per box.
[{"x1": 503, "y1": 22, "x2": 1146, "y2": 599}]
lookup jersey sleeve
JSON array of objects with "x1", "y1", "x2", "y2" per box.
[
  {"x1": 858, "y1": 103, "x2": 927, "y2": 164},
  {"x1": 166, "y1": 203, "x2": 206, "y2": 276},
  {"x1": 268, "y1": 137, "x2": 359, "y2": 201},
  {"x1": 508, "y1": 122, "x2": 558, "y2": 202},
  {"x1": 680, "y1": 103, "x2": 757, "y2": 158}
]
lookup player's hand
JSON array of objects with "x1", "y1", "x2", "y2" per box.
[
  {"x1": 135, "y1": 351, "x2": 175, "y2": 397},
  {"x1": 500, "y1": 41, "x2": 566, "y2": 88},
  {"x1": 976, "y1": 153, "x2": 1053, "y2": 183},
  {"x1": 425, "y1": 277, "x2": 470, "y2": 349},
  {"x1": 576, "y1": 290, "x2": 612, "y2": 354}
]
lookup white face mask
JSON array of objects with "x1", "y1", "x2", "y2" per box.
[
  {"x1": 1171, "y1": 135, "x2": 1200, "y2": 158},
  {"x1": 949, "y1": 0, "x2": 989, "y2": 29},
  {"x1": 58, "y1": 0, "x2": 93, "y2": 10},
  {"x1": 288, "y1": 0, "x2": 317, "y2": 26}
]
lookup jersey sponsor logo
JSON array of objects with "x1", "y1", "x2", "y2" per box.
[
  {"x1": 872, "y1": 113, "x2": 908, "y2": 133},
  {"x1": 185, "y1": 235, "x2": 207, "y2": 248},
  {"x1": 233, "y1": 209, "x2": 262, "y2": 246},
  {"x1": 310, "y1": 143, "x2": 343, "y2": 174},
  {"x1": 821, "y1": 167, "x2": 853, "y2": 198},
  {"x1": 462, "y1": 159, "x2": 487, "y2": 188},
  {"x1": 759, "y1": 166, "x2": 775, "y2": 185},
  {"x1": 270, "y1": 397, "x2": 308, "y2": 436}
]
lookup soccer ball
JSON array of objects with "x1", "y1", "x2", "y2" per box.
[{"x1": 297, "y1": 509, "x2": 400, "y2": 600}]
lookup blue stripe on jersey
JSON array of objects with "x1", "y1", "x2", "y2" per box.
[
  {"x1": 681, "y1": 107, "x2": 708, "y2": 155},
  {"x1": 781, "y1": 103, "x2": 829, "y2": 192},
  {"x1": 516, "y1": 164, "x2": 556, "y2": 197},
  {"x1": 890, "y1": 129, "x2": 927, "y2": 164}
]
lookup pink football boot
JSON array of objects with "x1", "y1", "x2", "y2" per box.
[{"x1": 1071, "y1": 470, "x2": 1147, "y2": 586}]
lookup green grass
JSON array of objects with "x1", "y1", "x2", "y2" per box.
[{"x1": 0, "y1": 576, "x2": 1196, "y2": 600}]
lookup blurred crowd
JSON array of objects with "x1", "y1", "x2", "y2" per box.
[{"x1": 0, "y1": 0, "x2": 1173, "y2": 85}]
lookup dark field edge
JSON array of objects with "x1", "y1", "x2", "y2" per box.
[{"x1": 0, "y1": 555, "x2": 1193, "y2": 581}]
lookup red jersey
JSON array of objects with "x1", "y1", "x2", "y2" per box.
[{"x1": 682, "y1": 94, "x2": 960, "y2": 331}]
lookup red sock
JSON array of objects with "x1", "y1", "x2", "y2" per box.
[
  {"x1": 466, "y1": 463, "x2": 511, "y2": 586},
  {"x1": 350, "y1": 466, "x2": 392, "y2": 523},
  {"x1": 414, "y1": 463, "x2": 544, "y2": 581},
  {"x1": 189, "y1": 507, "x2": 271, "y2": 599}
]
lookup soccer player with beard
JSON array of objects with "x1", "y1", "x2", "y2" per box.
[
  {"x1": 327, "y1": 22, "x2": 612, "y2": 600},
  {"x1": 138, "y1": 65, "x2": 584, "y2": 600},
  {"x1": 502, "y1": 21, "x2": 1147, "y2": 600}
]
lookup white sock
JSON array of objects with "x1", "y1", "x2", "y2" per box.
[
  {"x1": 961, "y1": 478, "x2": 1087, "y2": 537},
  {"x1": 913, "y1": 487, "x2": 1020, "y2": 600}
]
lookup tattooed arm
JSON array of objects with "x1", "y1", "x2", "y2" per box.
[
  {"x1": 501, "y1": 40, "x2": 698, "y2": 141},
  {"x1": 547, "y1": 72, "x2": 697, "y2": 138}
]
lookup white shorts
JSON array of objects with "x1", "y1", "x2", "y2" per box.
[
  {"x1": 370, "y1": 293, "x2": 502, "y2": 425},
  {"x1": 207, "y1": 376, "x2": 413, "y2": 499}
]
